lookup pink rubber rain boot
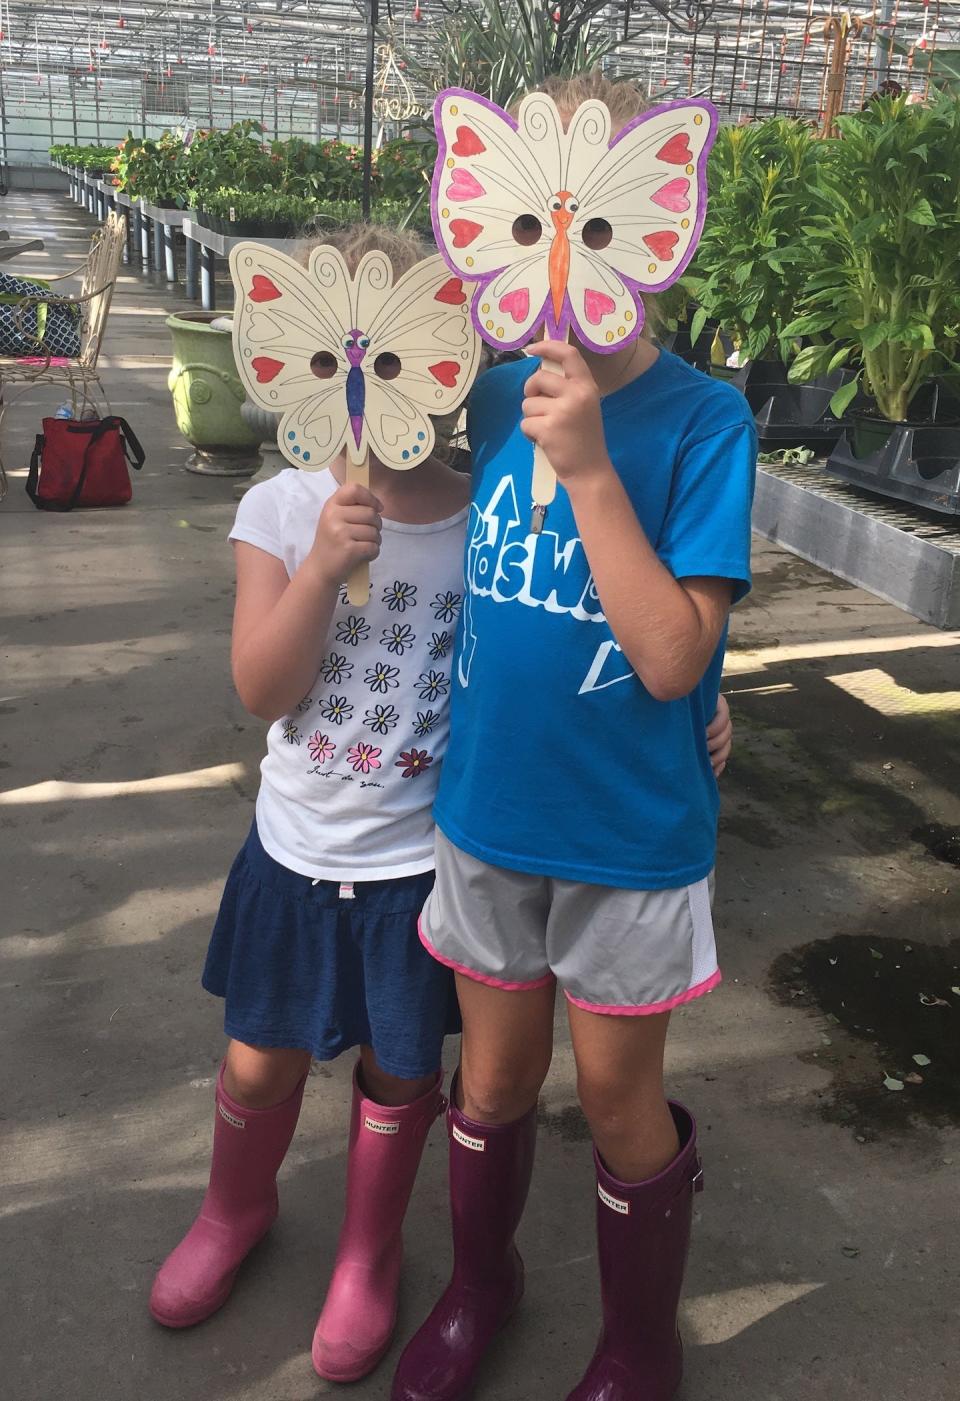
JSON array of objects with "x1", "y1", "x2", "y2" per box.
[
  {"x1": 312, "y1": 1063, "x2": 446, "y2": 1382},
  {"x1": 149, "y1": 1063, "x2": 306, "y2": 1328}
]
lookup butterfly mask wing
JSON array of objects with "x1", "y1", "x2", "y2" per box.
[
  {"x1": 230, "y1": 243, "x2": 353, "y2": 470},
  {"x1": 565, "y1": 99, "x2": 717, "y2": 352},
  {"x1": 359, "y1": 253, "x2": 481, "y2": 468},
  {"x1": 431, "y1": 90, "x2": 717, "y2": 354}
]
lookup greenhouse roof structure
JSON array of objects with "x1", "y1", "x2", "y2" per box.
[{"x1": 1, "y1": 0, "x2": 957, "y2": 165}]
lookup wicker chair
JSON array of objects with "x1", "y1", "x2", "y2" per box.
[{"x1": 0, "y1": 210, "x2": 127, "y2": 500}]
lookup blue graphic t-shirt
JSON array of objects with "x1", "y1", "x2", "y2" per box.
[{"x1": 433, "y1": 349, "x2": 757, "y2": 890}]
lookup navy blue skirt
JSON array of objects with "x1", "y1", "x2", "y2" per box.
[{"x1": 202, "y1": 823, "x2": 461, "y2": 1080}]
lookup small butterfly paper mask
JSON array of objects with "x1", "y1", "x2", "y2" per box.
[
  {"x1": 431, "y1": 90, "x2": 717, "y2": 353},
  {"x1": 229, "y1": 243, "x2": 481, "y2": 470}
]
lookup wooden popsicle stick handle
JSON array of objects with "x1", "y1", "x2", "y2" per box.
[
  {"x1": 530, "y1": 350, "x2": 564, "y2": 533},
  {"x1": 345, "y1": 453, "x2": 371, "y2": 607}
]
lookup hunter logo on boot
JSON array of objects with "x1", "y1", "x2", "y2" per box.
[
  {"x1": 598, "y1": 1183, "x2": 630, "y2": 1215},
  {"x1": 363, "y1": 1115, "x2": 400, "y2": 1135},
  {"x1": 452, "y1": 1124, "x2": 486, "y2": 1152},
  {"x1": 217, "y1": 1103, "x2": 246, "y2": 1130}
]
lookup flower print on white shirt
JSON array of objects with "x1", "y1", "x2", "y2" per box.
[
  {"x1": 365, "y1": 662, "x2": 401, "y2": 695},
  {"x1": 383, "y1": 580, "x2": 418, "y2": 613},
  {"x1": 432, "y1": 590, "x2": 461, "y2": 623},
  {"x1": 365, "y1": 703, "x2": 401, "y2": 735},
  {"x1": 417, "y1": 670, "x2": 449, "y2": 703},
  {"x1": 320, "y1": 694, "x2": 354, "y2": 725},
  {"x1": 320, "y1": 652, "x2": 354, "y2": 684},
  {"x1": 381, "y1": 622, "x2": 416, "y2": 656},
  {"x1": 336, "y1": 614, "x2": 371, "y2": 647}
]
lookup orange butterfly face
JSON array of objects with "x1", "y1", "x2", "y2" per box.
[{"x1": 431, "y1": 90, "x2": 718, "y2": 354}]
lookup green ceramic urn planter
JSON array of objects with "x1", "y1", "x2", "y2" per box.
[{"x1": 166, "y1": 311, "x2": 260, "y2": 476}]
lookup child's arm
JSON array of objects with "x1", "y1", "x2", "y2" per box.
[
  {"x1": 521, "y1": 340, "x2": 732, "y2": 703},
  {"x1": 231, "y1": 481, "x2": 382, "y2": 722},
  {"x1": 707, "y1": 693, "x2": 732, "y2": 777}
]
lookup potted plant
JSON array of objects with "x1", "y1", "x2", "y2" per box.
[
  {"x1": 787, "y1": 93, "x2": 960, "y2": 512},
  {"x1": 201, "y1": 189, "x2": 318, "y2": 238},
  {"x1": 113, "y1": 130, "x2": 187, "y2": 207}
]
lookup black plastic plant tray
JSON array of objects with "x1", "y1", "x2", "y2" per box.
[
  {"x1": 748, "y1": 380, "x2": 849, "y2": 452},
  {"x1": 826, "y1": 423, "x2": 960, "y2": 516}
]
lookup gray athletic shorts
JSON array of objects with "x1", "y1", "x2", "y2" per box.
[{"x1": 419, "y1": 830, "x2": 720, "y2": 1016}]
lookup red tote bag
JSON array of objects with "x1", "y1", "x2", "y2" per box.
[{"x1": 26, "y1": 415, "x2": 144, "y2": 511}]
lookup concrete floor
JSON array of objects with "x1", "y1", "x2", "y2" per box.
[{"x1": 2, "y1": 193, "x2": 958, "y2": 1401}]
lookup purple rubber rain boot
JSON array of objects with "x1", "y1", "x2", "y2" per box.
[
  {"x1": 149, "y1": 1063, "x2": 306, "y2": 1328},
  {"x1": 565, "y1": 1101, "x2": 703, "y2": 1401},
  {"x1": 391, "y1": 1082, "x2": 537, "y2": 1401},
  {"x1": 312, "y1": 1064, "x2": 446, "y2": 1383}
]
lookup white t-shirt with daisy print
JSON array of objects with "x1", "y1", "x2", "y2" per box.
[{"x1": 229, "y1": 467, "x2": 467, "y2": 882}]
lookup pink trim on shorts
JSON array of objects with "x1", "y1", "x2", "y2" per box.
[
  {"x1": 418, "y1": 918, "x2": 556, "y2": 993},
  {"x1": 565, "y1": 968, "x2": 723, "y2": 1017}
]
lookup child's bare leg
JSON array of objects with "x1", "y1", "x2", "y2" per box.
[
  {"x1": 223, "y1": 1039, "x2": 312, "y2": 1108},
  {"x1": 566, "y1": 1003, "x2": 679, "y2": 1183},
  {"x1": 358, "y1": 1044, "x2": 439, "y2": 1107},
  {"x1": 455, "y1": 973, "x2": 556, "y2": 1122}
]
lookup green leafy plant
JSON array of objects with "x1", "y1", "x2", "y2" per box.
[
  {"x1": 112, "y1": 131, "x2": 186, "y2": 205},
  {"x1": 397, "y1": 0, "x2": 627, "y2": 110},
  {"x1": 683, "y1": 118, "x2": 825, "y2": 366},
  {"x1": 376, "y1": 137, "x2": 435, "y2": 204},
  {"x1": 785, "y1": 94, "x2": 960, "y2": 421},
  {"x1": 51, "y1": 143, "x2": 119, "y2": 173},
  {"x1": 180, "y1": 121, "x2": 271, "y2": 203}
]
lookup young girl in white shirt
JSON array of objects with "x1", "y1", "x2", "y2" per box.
[{"x1": 148, "y1": 223, "x2": 734, "y2": 1384}]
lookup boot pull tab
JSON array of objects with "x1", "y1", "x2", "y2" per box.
[
  {"x1": 437, "y1": 1093, "x2": 449, "y2": 1119},
  {"x1": 691, "y1": 1156, "x2": 704, "y2": 1194}
]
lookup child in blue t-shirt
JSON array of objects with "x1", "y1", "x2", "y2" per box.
[{"x1": 392, "y1": 74, "x2": 757, "y2": 1401}]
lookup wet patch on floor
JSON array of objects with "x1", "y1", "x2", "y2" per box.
[
  {"x1": 771, "y1": 933, "x2": 960, "y2": 1133},
  {"x1": 538, "y1": 1101, "x2": 592, "y2": 1142},
  {"x1": 912, "y1": 824, "x2": 960, "y2": 870}
]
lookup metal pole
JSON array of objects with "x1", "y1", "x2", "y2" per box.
[{"x1": 362, "y1": 0, "x2": 379, "y2": 219}]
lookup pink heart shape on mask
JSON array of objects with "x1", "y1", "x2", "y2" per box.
[
  {"x1": 446, "y1": 167, "x2": 486, "y2": 202},
  {"x1": 498, "y1": 288, "x2": 530, "y2": 323},
  {"x1": 583, "y1": 289, "x2": 617, "y2": 326},
  {"x1": 651, "y1": 177, "x2": 691, "y2": 213}
]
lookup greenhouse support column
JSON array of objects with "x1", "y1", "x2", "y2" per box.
[
  {"x1": 362, "y1": 0, "x2": 379, "y2": 219},
  {"x1": 153, "y1": 215, "x2": 164, "y2": 271},
  {"x1": 163, "y1": 222, "x2": 177, "y2": 284},
  {"x1": 201, "y1": 246, "x2": 217, "y2": 311},
  {"x1": 185, "y1": 234, "x2": 199, "y2": 300}
]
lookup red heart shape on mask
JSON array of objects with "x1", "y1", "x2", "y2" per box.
[
  {"x1": 643, "y1": 231, "x2": 679, "y2": 262},
  {"x1": 429, "y1": 360, "x2": 460, "y2": 388},
  {"x1": 252, "y1": 356, "x2": 284, "y2": 383},
  {"x1": 452, "y1": 125, "x2": 486, "y2": 157},
  {"x1": 434, "y1": 277, "x2": 467, "y2": 305},
  {"x1": 248, "y1": 274, "x2": 282, "y2": 302},
  {"x1": 449, "y1": 218, "x2": 483, "y2": 248},
  {"x1": 656, "y1": 133, "x2": 693, "y2": 165}
]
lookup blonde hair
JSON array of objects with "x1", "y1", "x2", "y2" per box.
[
  {"x1": 293, "y1": 222, "x2": 458, "y2": 464},
  {"x1": 536, "y1": 71, "x2": 650, "y2": 129},
  {"x1": 293, "y1": 221, "x2": 431, "y2": 277},
  {"x1": 526, "y1": 71, "x2": 661, "y2": 340}
]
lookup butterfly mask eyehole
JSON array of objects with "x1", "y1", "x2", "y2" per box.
[
  {"x1": 311, "y1": 350, "x2": 338, "y2": 379},
  {"x1": 582, "y1": 217, "x2": 613, "y2": 251},
  {"x1": 373, "y1": 351, "x2": 402, "y2": 381},
  {"x1": 511, "y1": 214, "x2": 543, "y2": 247}
]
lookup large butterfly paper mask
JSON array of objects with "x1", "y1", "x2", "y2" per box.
[
  {"x1": 229, "y1": 244, "x2": 481, "y2": 470},
  {"x1": 431, "y1": 90, "x2": 717, "y2": 353}
]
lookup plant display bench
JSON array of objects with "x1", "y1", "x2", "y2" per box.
[
  {"x1": 753, "y1": 458, "x2": 960, "y2": 630},
  {"x1": 181, "y1": 220, "x2": 301, "y2": 310}
]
